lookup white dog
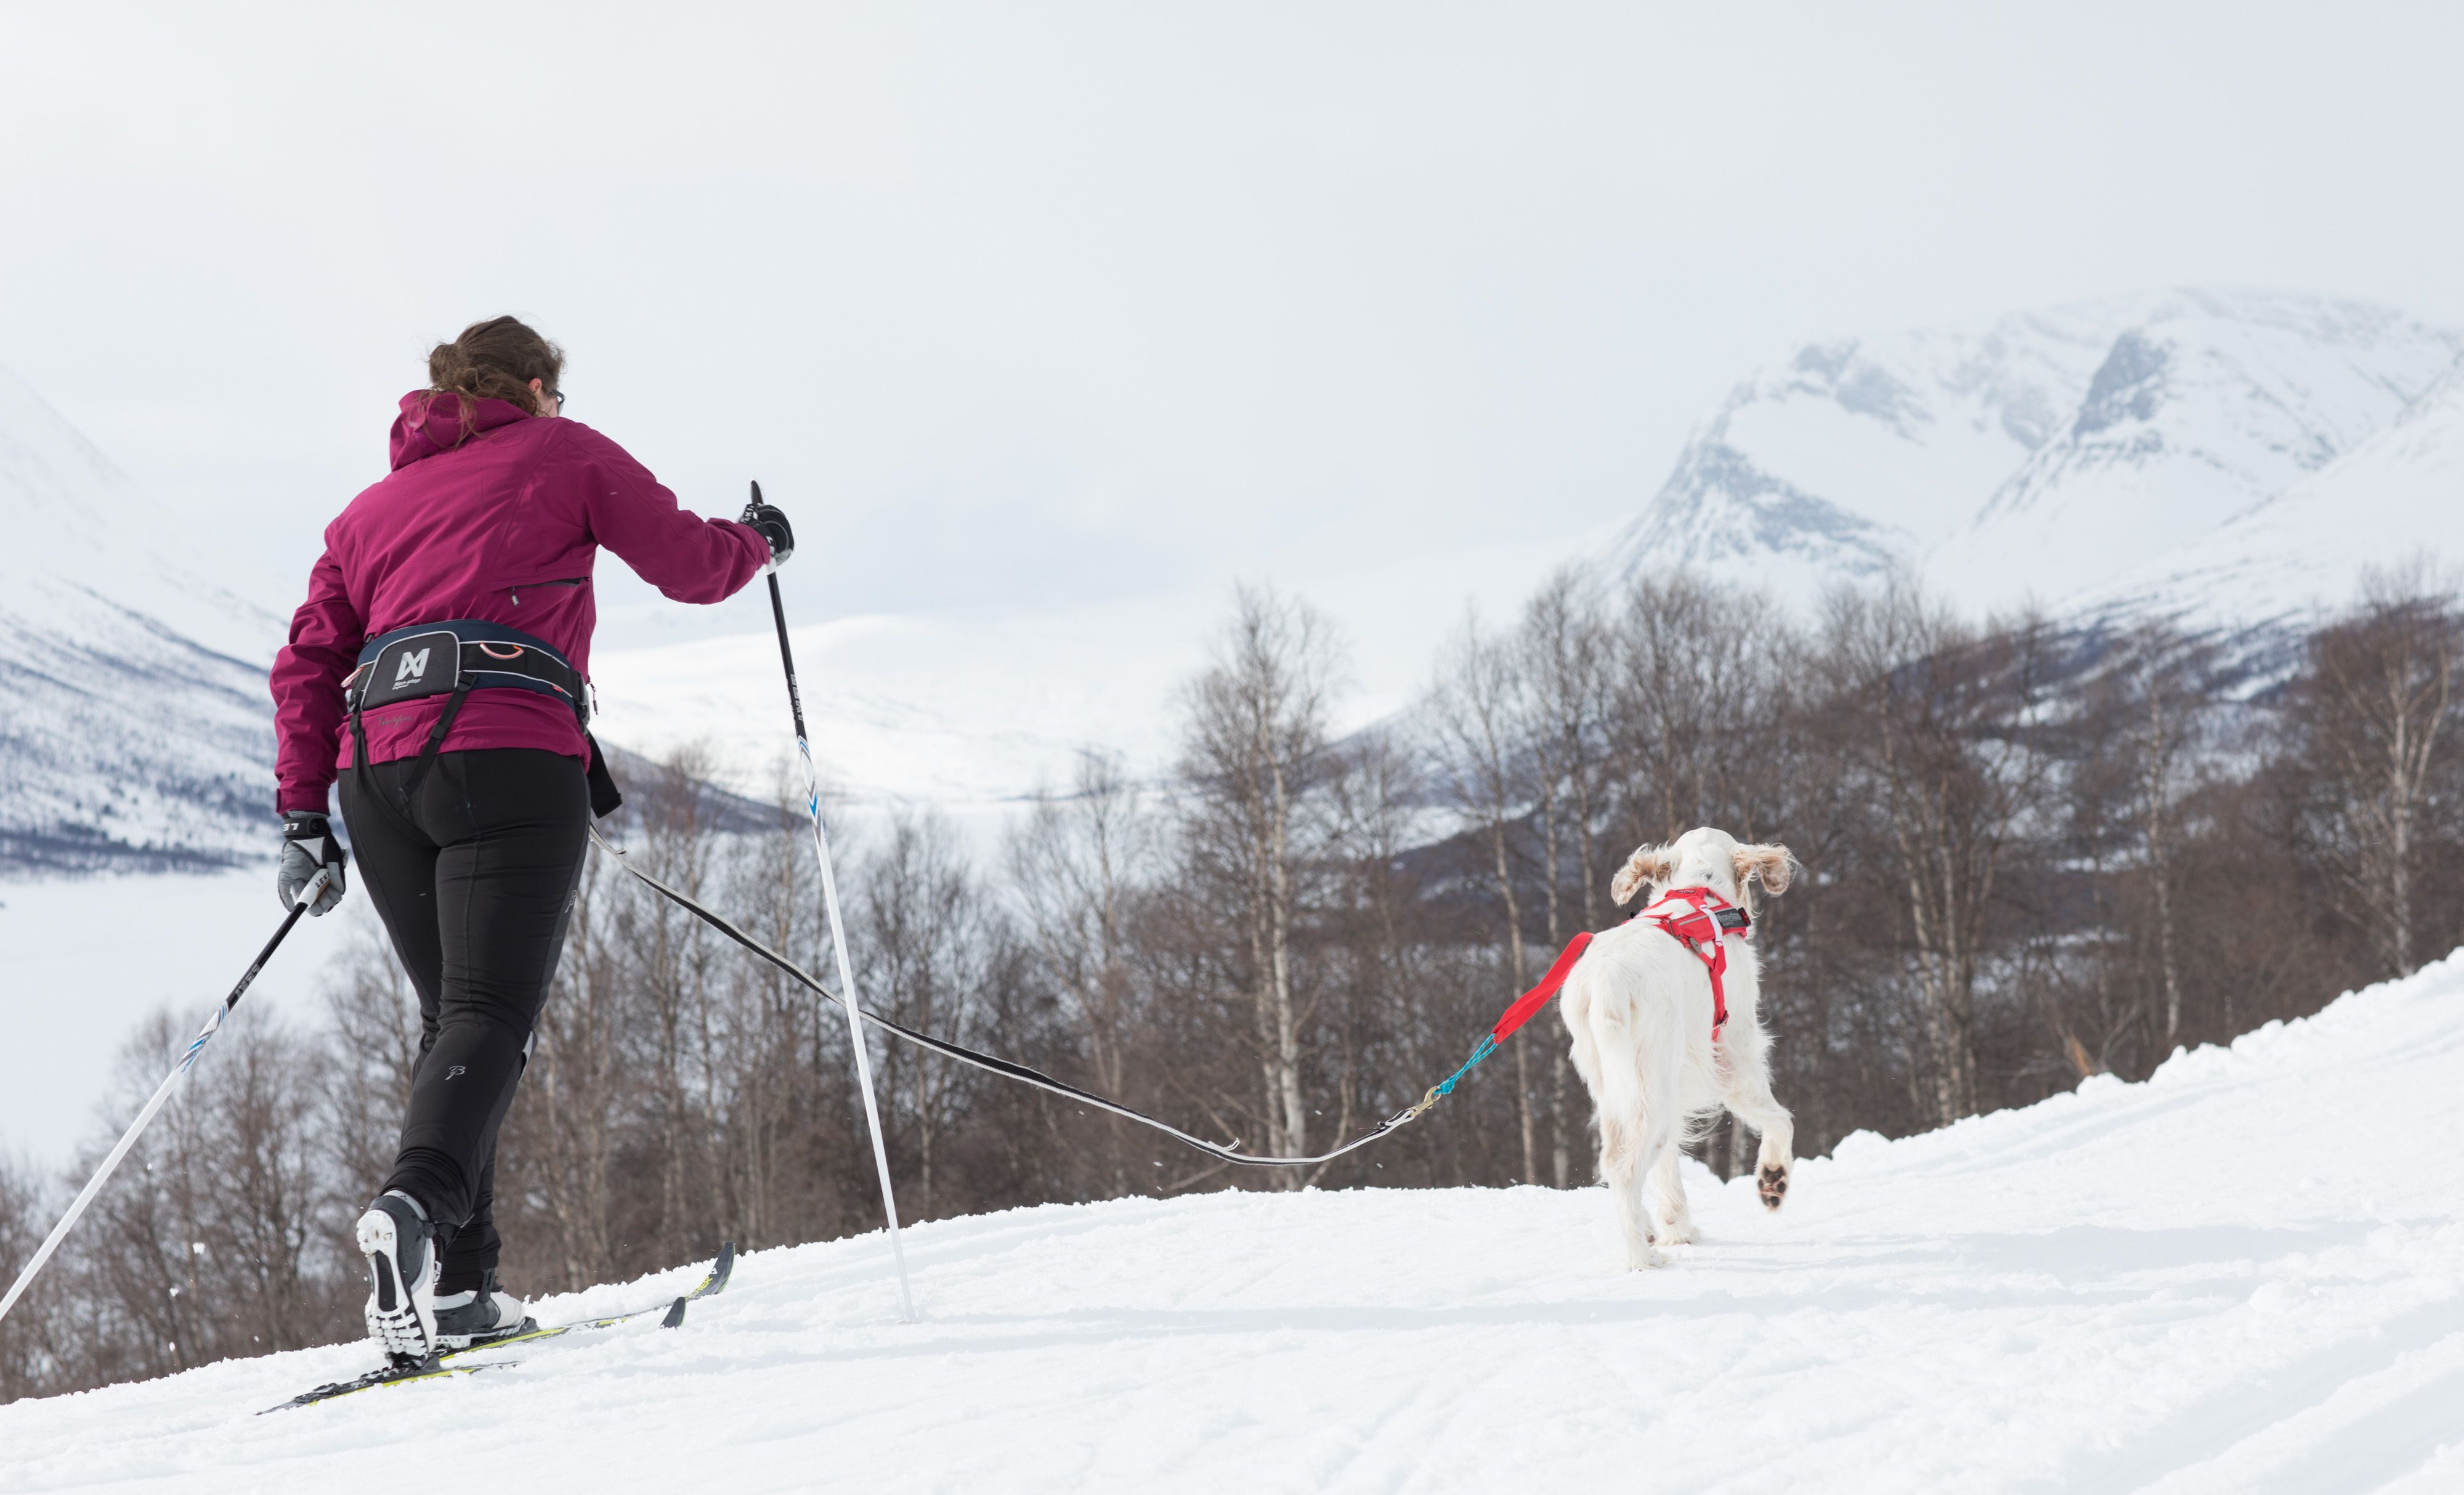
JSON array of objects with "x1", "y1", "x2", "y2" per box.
[{"x1": 1560, "y1": 825, "x2": 1796, "y2": 1268}]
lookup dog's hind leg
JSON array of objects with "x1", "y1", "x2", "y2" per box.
[
  {"x1": 1647, "y1": 1141, "x2": 1695, "y2": 1245},
  {"x1": 1721, "y1": 1053, "x2": 1796, "y2": 1212},
  {"x1": 1586, "y1": 1011, "x2": 1668, "y2": 1270},
  {"x1": 1634, "y1": 1031, "x2": 1692, "y2": 1247},
  {"x1": 1600, "y1": 1112, "x2": 1667, "y2": 1270}
]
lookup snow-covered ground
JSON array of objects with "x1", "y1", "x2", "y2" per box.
[
  {"x1": 7, "y1": 952, "x2": 2462, "y2": 1493},
  {"x1": 0, "y1": 870, "x2": 358, "y2": 1162}
]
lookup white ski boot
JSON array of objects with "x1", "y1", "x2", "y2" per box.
[
  {"x1": 433, "y1": 1269, "x2": 533, "y2": 1349},
  {"x1": 356, "y1": 1190, "x2": 440, "y2": 1363}
]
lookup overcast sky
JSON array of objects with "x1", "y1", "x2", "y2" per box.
[{"x1": 4, "y1": 2, "x2": 2462, "y2": 632}]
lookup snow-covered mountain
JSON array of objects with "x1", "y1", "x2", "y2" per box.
[
  {"x1": 1611, "y1": 288, "x2": 2464, "y2": 618},
  {"x1": 10, "y1": 950, "x2": 2463, "y2": 1491},
  {"x1": 2078, "y1": 357, "x2": 2464, "y2": 634},
  {"x1": 0, "y1": 365, "x2": 283, "y2": 872}
]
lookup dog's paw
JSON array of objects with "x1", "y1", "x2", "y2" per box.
[
  {"x1": 1626, "y1": 1244, "x2": 1671, "y2": 1271},
  {"x1": 1653, "y1": 1217, "x2": 1696, "y2": 1246},
  {"x1": 1757, "y1": 1162, "x2": 1789, "y2": 1210}
]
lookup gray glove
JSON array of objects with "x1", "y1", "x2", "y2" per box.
[{"x1": 278, "y1": 812, "x2": 349, "y2": 915}]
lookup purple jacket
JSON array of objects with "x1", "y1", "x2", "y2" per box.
[{"x1": 271, "y1": 392, "x2": 769, "y2": 814}]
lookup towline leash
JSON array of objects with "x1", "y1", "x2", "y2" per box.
[
  {"x1": 583, "y1": 832, "x2": 1752, "y2": 1169},
  {"x1": 586, "y1": 827, "x2": 1417, "y2": 1167}
]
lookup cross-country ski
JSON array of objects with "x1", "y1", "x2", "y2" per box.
[{"x1": 265, "y1": 1242, "x2": 734, "y2": 1412}]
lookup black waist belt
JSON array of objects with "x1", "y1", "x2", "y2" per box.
[{"x1": 346, "y1": 620, "x2": 621, "y2": 817}]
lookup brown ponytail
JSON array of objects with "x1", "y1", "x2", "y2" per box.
[{"x1": 423, "y1": 315, "x2": 565, "y2": 439}]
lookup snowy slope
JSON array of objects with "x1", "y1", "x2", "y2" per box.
[
  {"x1": 0, "y1": 364, "x2": 285, "y2": 872},
  {"x1": 2077, "y1": 359, "x2": 2464, "y2": 635},
  {"x1": 9, "y1": 951, "x2": 2463, "y2": 1493},
  {"x1": 1611, "y1": 289, "x2": 2462, "y2": 617}
]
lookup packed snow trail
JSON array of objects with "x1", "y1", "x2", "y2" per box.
[{"x1": 8, "y1": 958, "x2": 2464, "y2": 1493}]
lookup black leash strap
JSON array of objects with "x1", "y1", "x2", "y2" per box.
[{"x1": 583, "y1": 826, "x2": 1427, "y2": 1169}]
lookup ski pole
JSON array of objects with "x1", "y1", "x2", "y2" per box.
[
  {"x1": 758, "y1": 482, "x2": 918, "y2": 1322},
  {"x1": 0, "y1": 869, "x2": 331, "y2": 1328}
]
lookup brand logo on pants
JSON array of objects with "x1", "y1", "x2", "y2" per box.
[
  {"x1": 395, "y1": 648, "x2": 431, "y2": 685},
  {"x1": 446, "y1": 1064, "x2": 466, "y2": 1079}
]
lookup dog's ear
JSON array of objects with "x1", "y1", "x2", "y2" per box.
[
  {"x1": 1733, "y1": 842, "x2": 1795, "y2": 896},
  {"x1": 1610, "y1": 844, "x2": 1676, "y2": 907}
]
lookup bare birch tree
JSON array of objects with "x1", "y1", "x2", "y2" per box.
[
  {"x1": 1009, "y1": 751, "x2": 1156, "y2": 1195},
  {"x1": 1180, "y1": 585, "x2": 1341, "y2": 1181},
  {"x1": 2290, "y1": 577, "x2": 2459, "y2": 979},
  {"x1": 1427, "y1": 614, "x2": 1541, "y2": 1183},
  {"x1": 1823, "y1": 585, "x2": 2053, "y2": 1125},
  {"x1": 1516, "y1": 569, "x2": 1615, "y2": 1185}
]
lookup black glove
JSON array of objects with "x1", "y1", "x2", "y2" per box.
[
  {"x1": 740, "y1": 482, "x2": 794, "y2": 566},
  {"x1": 278, "y1": 812, "x2": 349, "y2": 915}
]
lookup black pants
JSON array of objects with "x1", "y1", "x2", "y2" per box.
[{"x1": 338, "y1": 747, "x2": 588, "y2": 1291}]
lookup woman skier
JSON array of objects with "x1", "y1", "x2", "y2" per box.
[{"x1": 269, "y1": 315, "x2": 793, "y2": 1363}]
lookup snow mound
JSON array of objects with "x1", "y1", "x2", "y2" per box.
[{"x1": 9, "y1": 952, "x2": 2464, "y2": 1493}]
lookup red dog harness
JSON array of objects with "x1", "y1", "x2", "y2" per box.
[
  {"x1": 1408, "y1": 886, "x2": 1757, "y2": 1121},
  {"x1": 1476, "y1": 886, "x2": 1753, "y2": 1048},
  {"x1": 1635, "y1": 887, "x2": 1752, "y2": 1039}
]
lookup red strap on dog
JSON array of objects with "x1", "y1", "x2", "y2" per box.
[{"x1": 1488, "y1": 932, "x2": 1595, "y2": 1042}]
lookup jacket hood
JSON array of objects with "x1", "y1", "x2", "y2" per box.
[{"x1": 390, "y1": 390, "x2": 533, "y2": 469}]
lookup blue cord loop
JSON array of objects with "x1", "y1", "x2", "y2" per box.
[
  {"x1": 1404, "y1": 1034, "x2": 1499, "y2": 1120},
  {"x1": 1436, "y1": 1035, "x2": 1497, "y2": 1096}
]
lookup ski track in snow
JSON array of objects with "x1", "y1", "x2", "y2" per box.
[{"x1": 6, "y1": 957, "x2": 2464, "y2": 1493}]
